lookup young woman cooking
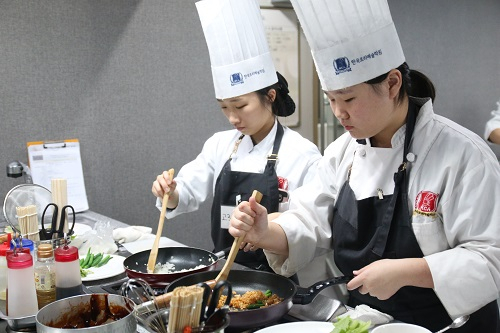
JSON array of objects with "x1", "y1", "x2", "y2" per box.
[
  {"x1": 229, "y1": 0, "x2": 500, "y2": 331},
  {"x1": 152, "y1": 0, "x2": 321, "y2": 273}
]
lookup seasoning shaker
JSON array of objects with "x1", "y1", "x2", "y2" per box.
[
  {"x1": 6, "y1": 251, "x2": 39, "y2": 317},
  {"x1": 54, "y1": 243, "x2": 83, "y2": 300},
  {"x1": 35, "y1": 243, "x2": 56, "y2": 308}
]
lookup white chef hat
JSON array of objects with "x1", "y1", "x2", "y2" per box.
[
  {"x1": 196, "y1": 0, "x2": 278, "y2": 99},
  {"x1": 290, "y1": 0, "x2": 405, "y2": 91}
]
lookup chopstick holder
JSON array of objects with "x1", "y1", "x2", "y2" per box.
[
  {"x1": 51, "y1": 178, "x2": 68, "y2": 233},
  {"x1": 15, "y1": 205, "x2": 39, "y2": 241},
  {"x1": 168, "y1": 285, "x2": 204, "y2": 332}
]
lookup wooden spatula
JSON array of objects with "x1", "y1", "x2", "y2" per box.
[
  {"x1": 215, "y1": 189, "x2": 263, "y2": 283},
  {"x1": 147, "y1": 168, "x2": 175, "y2": 273}
]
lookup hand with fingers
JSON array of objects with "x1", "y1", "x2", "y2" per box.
[
  {"x1": 152, "y1": 169, "x2": 179, "y2": 209},
  {"x1": 229, "y1": 196, "x2": 269, "y2": 249}
]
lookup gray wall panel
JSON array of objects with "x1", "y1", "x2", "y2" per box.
[{"x1": 1, "y1": 1, "x2": 499, "y2": 252}]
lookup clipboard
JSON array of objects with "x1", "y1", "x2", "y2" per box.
[{"x1": 27, "y1": 139, "x2": 89, "y2": 213}]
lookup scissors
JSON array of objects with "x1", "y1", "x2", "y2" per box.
[
  {"x1": 197, "y1": 280, "x2": 232, "y2": 322},
  {"x1": 39, "y1": 203, "x2": 76, "y2": 240}
]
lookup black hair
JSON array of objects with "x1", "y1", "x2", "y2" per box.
[
  {"x1": 366, "y1": 62, "x2": 436, "y2": 103},
  {"x1": 255, "y1": 72, "x2": 296, "y2": 117}
]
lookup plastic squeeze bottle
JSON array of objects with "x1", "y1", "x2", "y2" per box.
[
  {"x1": 54, "y1": 244, "x2": 83, "y2": 300},
  {"x1": 6, "y1": 251, "x2": 39, "y2": 317},
  {"x1": 0, "y1": 233, "x2": 12, "y2": 300}
]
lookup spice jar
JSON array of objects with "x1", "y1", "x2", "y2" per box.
[
  {"x1": 54, "y1": 244, "x2": 82, "y2": 300},
  {"x1": 6, "y1": 251, "x2": 39, "y2": 317},
  {"x1": 35, "y1": 243, "x2": 56, "y2": 308}
]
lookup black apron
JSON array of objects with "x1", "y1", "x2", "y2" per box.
[
  {"x1": 332, "y1": 101, "x2": 499, "y2": 332},
  {"x1": 211, "y1": 123, "x2": 283, "y2": 271}
]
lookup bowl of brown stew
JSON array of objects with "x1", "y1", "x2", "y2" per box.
[{"x1": 36, "y1": 293, "x2": 136, "y2": 333}]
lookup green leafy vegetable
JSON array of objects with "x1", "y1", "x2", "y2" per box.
[{"x1": 331, "y1": 316, "x2": 371, "y2": 333}]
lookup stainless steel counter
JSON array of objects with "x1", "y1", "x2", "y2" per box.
[{"x1": 0, "y1": 210, "x2": 347, "y2": 332}]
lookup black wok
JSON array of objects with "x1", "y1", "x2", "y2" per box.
[
  {"x1": 123, "y1": 247, "x2": 225, "y2": 288},
  {"x1": 167, "y1": 269, "x2": 351, "y2": 331}
]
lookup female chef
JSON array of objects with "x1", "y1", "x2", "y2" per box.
[
  {"x1": 485, "y1": 99, "x2": 500, "y2": 144},
  {"x1": 152, "y1": 0, "x2": 321, "y2": 273},
  {"x1": 229, "y1": 0, "x2": 500, "y2": 331}
]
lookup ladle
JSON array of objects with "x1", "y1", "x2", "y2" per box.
[
  {"x1": 147, "y1": 168, "x2": 175, "y2": 273},
  {"x1": 435, "y1": 315, "x2": 470, "y2": 333}
]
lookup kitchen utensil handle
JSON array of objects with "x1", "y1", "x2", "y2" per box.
[
  {"x1": 215, "y1": 190, "x2": 263, "y2": 282},
  {"x1": 147, "y1": 168, "x2": 175, "y2": 273},
  {"x1": 293, "y1": 275, "x2": 353, "y2": 305},
  {"x1": 154, "y1": 279, "x2": 217, "y2": 309},
  {"x1": 205, "y1": 280, "x2": 232, "y2": 319}
]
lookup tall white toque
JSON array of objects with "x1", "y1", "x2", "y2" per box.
[
  {"x1": 196, "y1": 0, "x2": 278, "y2": 99},
  {"x1": 290, "y1": 0, "x2": 405, "y2": 91}
]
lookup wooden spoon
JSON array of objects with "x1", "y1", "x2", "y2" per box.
[
  {"x1": 147, "y1": 168, "x2": 175, "y2": 273},
  {"x1": 151, "y1": 189, "x2": 263, "y2": 309},
  {"x1": 215, "y1": 189, "x2": 262, "y2": 283}
]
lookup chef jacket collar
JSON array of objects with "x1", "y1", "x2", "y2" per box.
[
  {"x1": 357, "y1": 125, "x2": 406, "y2": 149},
  {"x1": 237, "y1": 119, "x2": 279, "y2": 155}
]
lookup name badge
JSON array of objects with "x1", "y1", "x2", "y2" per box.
[{"x1": 220, "y1": 205, "x2": 235, "y2": 229}]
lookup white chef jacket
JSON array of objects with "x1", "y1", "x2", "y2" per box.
[
  {"x1": 157, "y1": 120, "x2": 321, "y2": 217},
  {"x1": 267, "y1": 98, "x2": 500, "y2": 319},
  {"x1": 484, "y1": 106, "x2": 500, "y2": 142}
]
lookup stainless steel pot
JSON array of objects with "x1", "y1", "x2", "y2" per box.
[{"x1": 36, "y1": 294, "x2": 137, "y2": 333}]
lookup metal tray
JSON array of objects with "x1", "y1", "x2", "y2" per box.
[{"x1": 0, "y1": 298, "x2": 36, "y2": 330}]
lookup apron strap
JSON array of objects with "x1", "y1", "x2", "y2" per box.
[
  {"x1": 403, "y1": 101, "x2": 418, "y2": 163},
  {"x1": 266, "y1": 121, "x2": 284, "y2": 167},
  {"x1": 371, "y1": 101, "x2": 419, "y2": 257}
]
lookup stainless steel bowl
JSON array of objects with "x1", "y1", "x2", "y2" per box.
[{"x1": 36, "y1": 293, "x2": 137, "y2": 333}]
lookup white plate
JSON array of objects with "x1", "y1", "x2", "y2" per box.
[
  {"x1": 80, "y1": 254, "x2": 126, "y2": 281},
  {"x1": 255, "y1": 321, "x2": 334, "y2": 333},
  {"x1": 72, "y1": 223, "x2": 92, "y2": 236}
]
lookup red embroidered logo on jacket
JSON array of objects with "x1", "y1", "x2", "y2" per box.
[
  {"x1": 414, "y1": 191, "x2": 439, "y2": 215},
  {"x1": 277, "y1": 176, "x2": 288, "y2": 190},
  {"x1": 277, "y1": 176, "x2": 289, "y2": 203}
]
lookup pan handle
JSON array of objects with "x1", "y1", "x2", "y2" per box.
[
  {"x1": 213, "y1": 246, "x2": 232, "y2": 260},
  {"x1": 292, "y1": 275, "x2": 352, "y2": 305}
]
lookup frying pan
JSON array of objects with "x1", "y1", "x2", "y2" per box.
[
  {"x1": 166, "y1": 269, "x2": 351, "y2": 331},
  {"x1": 123, "y1": 247, "x2": 226, "y2": 288}
]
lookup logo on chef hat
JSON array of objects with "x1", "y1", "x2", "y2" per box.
[
  {"x1": 230, "y1": 73, "x2": 244, "y2": 86},
  {"x1": 333, "y1": 57, "x2": 352, "y2": 75},
  {"x1": 414, "y1": 191, "x2": 439, "y2": 216}
]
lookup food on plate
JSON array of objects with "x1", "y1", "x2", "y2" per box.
[
  {"x1": 331, "y1": 316, "x2": 371, "y2": 333},
  {"x1": 79, "y1": 248, "x2": 113, "y2": 277},
  {"x1": 218, "y1": 289, "x2": 283, "y2": 310}
]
